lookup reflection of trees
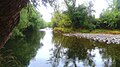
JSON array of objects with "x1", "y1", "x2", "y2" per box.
[
  {"x1": 51, "y1": 33, "x2": 96, "y2": 67},
  {"x1": 51, "y1": 33, "x2": 120, "y2": 67},
  {"x1": 96, "y1": 44, "x2": 120, "y2": 67},
  {"x1": 0, "y1": 30, "x2": 45, "y2": 67},
  {"x1": 49, "y1": 44, "x2": 62, "y2": 67}
]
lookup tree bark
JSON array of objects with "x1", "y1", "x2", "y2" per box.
[{"x1": 0, "y1": 0, "x2": 28, "y2": 48}]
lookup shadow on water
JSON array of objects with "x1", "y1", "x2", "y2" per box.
[
  {"x1": 0, "y1": 30, "x2": 45, "y2": 67},
  {"x1": 50, "y1": 33, "x2": 120, "y2": 67}
]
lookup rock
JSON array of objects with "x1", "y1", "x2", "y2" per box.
[{"x1": 64, "y1": 33, "x2": 120, "y2": 44}]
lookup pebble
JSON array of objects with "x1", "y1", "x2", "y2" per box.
[{"x1": 63, "y1": 33, "x2": 120, "y2": 44}]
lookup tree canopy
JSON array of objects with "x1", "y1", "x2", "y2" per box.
[{"x1": 49, "y1": 0, "x2": 120, "y2": 31}]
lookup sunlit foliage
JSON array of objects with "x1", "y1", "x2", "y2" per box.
[
  {"x1": 12, "y1": 4, "x2": 46, "y2": 37},
  {"x1": 51, "y1": 1, "x2": 96, "y2": 30},
  {"x1": 99, "y1": 0, "x2": 120, "y2": 29}
]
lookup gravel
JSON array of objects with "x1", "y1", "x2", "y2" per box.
[{"x1": 63, "y1": 33, "x2": 120, "y2": 44}]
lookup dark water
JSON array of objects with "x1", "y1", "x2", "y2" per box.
[{"x1": 0, "y1": 28, "x2": 120, "y2": 67}]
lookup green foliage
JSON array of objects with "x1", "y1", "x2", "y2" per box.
[
  {"x1": 12, "y1": 8, "x2": 30, "y2": 37},
  {"x1": 28, "y1": 5, "x2": 46, "y2": 29},
  {"x1": 116, "y1": 0, "x2": 120, "y2": 10},
  {"x1": 98, "y1": 0, "x2": 120, "y2": 30},
  {"x1": 12, "y1": 4, "x2": 46, "y2": 37},
  {"x1": 51, "y1": 1, "x2": 96, "y2": 30},
  {"x1": 51, "y1": 0, "x2": 120, "y2": 33},
  {"x1": 53, "y1": 27, "x2": 72, "y2": 33},
  {"x1": 72, "y1": 4, "x2": 88, "y2": 28},
  {"x1": 91, "y1": 29, "x2": 120, "y2": 34},
  {"x1": 99, "y1": 9, "x2": 116, "y2": 29},
  {"x1": 0, "y1": 30, "x2": 45, "y2": 67},
  {"x1": 96, "y1": 0, "x2": 120, "y2": 30},
  {"x1": 51, "y1": 12, "x2": 72, "y2": 28},
  {"x1": 46, "y1": 22, "x2": 53, "y2": 27}
]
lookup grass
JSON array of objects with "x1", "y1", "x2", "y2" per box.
[
  {"x1": 91, "y1": 29, "x2": 120, "y2": 34},
  {"x1": 53, "y1": 27, "x2": 90, "y2": 33},
  {"x1": 53, "y1": 27, "x2": 73, "y2": 33},
  {"x1": 53, "y1": 27, "x2": 120, "y2": 34}
]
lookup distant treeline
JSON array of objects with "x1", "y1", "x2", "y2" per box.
[{"x1": 48, "y1": 0, "x2": 120, "y2": 30}]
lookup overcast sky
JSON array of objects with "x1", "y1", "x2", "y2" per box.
[{"x1": 38, "y1": 0, "x2": 109, "y2": 22}]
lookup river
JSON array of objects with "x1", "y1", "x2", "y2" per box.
[{"x1": 0, "y1": 28, "x2": 120, "y2": 67}]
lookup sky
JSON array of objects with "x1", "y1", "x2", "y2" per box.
[
  {"x1": 37, "y1": 3, "x2": 54, "y2": 22},
  {"x1": 38, "y1": 0, "x2": 109, "y2": 22}
]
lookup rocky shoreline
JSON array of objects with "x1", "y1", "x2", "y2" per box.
[{"x1": 63, "y1": 33, "x2": 120, "y2": 44}]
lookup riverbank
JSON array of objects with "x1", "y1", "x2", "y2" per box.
[
  {"x1": 63, "y1": 33, "x2": 120, "y2": 44},
  {"x1": 53, "y1": 27, "x2": 120, "y2": 44},
  {"x1": 53, "y1": 27, "x2": 120, "y2": 34}
]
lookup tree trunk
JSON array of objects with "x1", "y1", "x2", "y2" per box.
[{"x1": 0, "y1": 0, "x2": 28, "y2": 48}]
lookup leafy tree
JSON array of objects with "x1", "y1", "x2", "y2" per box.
[
  {"x1": 98, "y1": 0, "x2": 120, "y2": 29},
  {"x1": 11, "y1": 4, "x2": 46, "y2": 37},
  {"x1": 51, "y1": 1, "x2": 96, "y2": 30},
  {"x1": 51, "y1": 11, "x2": 72, "y2": 28},
  {"x1": 99, "y1": 9, "x2": 116, "y2": 29}
]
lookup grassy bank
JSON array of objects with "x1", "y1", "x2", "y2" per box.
[
  {"x1": 91, "y1": 29, "x2": 120, "y2": 34},
  {"x1": 53, "y1": 27, "x2": 90, "y2": 33},
  {"x1": 53, "y1": 27, "x2": 73, "y2": 33},
  {"x1": 53, "y1": 27, "x2": 120, "y2": 34}
]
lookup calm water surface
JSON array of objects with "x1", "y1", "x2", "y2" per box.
[{"x1": 0, "y1": 28, "x2": 120, "y2": 67}]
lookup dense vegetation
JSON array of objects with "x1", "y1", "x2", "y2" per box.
[
  {"x1": 49, "y1": 0, "x2": 120, "y2": 33},
  {"x1": 98, "y1": 0, "x2": 120, "y2": 29},
  {"x1": 1, "y1": 30, "x2": 45, "y2": 67},
  {"x1": 11, "y1": 4, "x2": 46, "y2": 38},
  {"x1": 0, "y1": 3, "x2": 47, "y2": 67}
]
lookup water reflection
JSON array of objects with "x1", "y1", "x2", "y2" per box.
[
  {"x1": 51, "y1": 33, "x2": 120, "y2": 67},
  {"x1": 0, "y1": 30, "x2": 45, "y2": 67},
  {"x1": 0, "y1": 29, "x2": 120, "y2": 67},
  {"x1": 28, "y1": 29, "x2": 53, "y2": 67}
]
